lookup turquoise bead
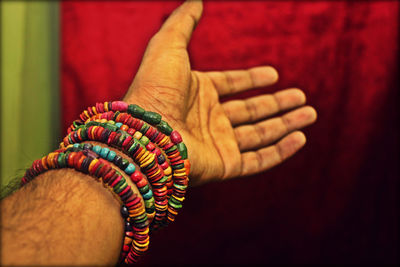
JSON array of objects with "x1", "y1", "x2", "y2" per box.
[
  {"x1": 107, "y1": 150, "x2": 116, "y2": 161},
  {"x1": 124, "y1": 163, "x2": 135, "y2": 175},
  {"x1": 100, "y1": 147, "x2": 110, "y2": 158},
  {"x1": 115, "y1": 122, "x2": 123, "y2": 128},
  {"x1": 143, "y1": 111, "x2": 161, "y2": 125},
  {"x1": 73, "y1": 143, "x2": 80, "y2": 148},
  {"x1": 142, "y1": 190, "x2": 153, "y2": 200},
  {"x1": 93, "y1": 145, "x2": 102, "y2": 154}
]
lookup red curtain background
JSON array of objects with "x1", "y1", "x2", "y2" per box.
[{"x1": 61, "y1": 1, "x2": 398, "y2": 264}]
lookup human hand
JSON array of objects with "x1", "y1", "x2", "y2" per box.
[{"x1": 124, "y1": 0, "x2": 317, "y2": 186}]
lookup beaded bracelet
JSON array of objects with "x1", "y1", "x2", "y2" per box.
[
  {"x1": 21, "y1": 149, "x2": 149, "y2": 263},
  {"x1": 21, "y1": 101, "x2": 190, "y2": 264},
  {"x1": 67, "y1": 102, "x2": 190, "y2": 225},
  {"x1": 66, "y1": 143, "x2": 156, "y2": 223},
  {"x1": 62, "y1": 123, "x2": 169, "y2": 228}
]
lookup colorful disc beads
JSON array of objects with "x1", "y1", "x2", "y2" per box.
[{"x1": 21, "y1": 101, "x2": 190, "y2": 265}]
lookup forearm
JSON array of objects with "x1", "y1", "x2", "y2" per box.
[{"x1": 1, "y1": 169, "x2": 123, "y2": 266}]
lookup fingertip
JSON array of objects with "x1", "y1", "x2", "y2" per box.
[
  {"x1": 182, "y1": 0, "x2": 203, "y2": 19},
  {"x1": 292, "y1": 131, "x2": 307, "y2": 147},
  {"x1": 250, "y1": 65, "x2": 279, "y2": 87},
  {"x1": 304, "y1": 105, "x2": 318, "y2": 123},
  {"x1": 290, "y1": 88, "x2": 306, "y2": 105}
]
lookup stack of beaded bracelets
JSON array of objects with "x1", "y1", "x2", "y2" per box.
[{"x1": 21, "y1": 101, "x2": 190, "y2": 264}]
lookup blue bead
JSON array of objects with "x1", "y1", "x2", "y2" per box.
[
  {"x1": 142, "y1": 190, "x2": 153, "y2": 200},
  {"x1": 157, "y1": 153, "x2": 166, "y2": 164},
  {"x1": 115, "y1": 122, "x2": 123, "y2": 128},
  {"x1": 107, "y1": 150, "x2": 116, "y2": 161},
  {"x1": 124, "y1": 164, "x2": 136, "y2": 175},
  {"x1": 93, "y1": 145, "x2": 102, "y2": 154},
  {"x1": 100, "y1": 147, "x2": 110, "y2": 159}
]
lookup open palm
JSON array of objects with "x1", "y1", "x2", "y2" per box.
[{"x1": 124, "y1": 1, "x2": 317, "y2": 186}]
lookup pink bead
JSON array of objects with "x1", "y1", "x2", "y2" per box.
[{"x1": 112, "y1": 101, "x2": 128, "y2": 111}]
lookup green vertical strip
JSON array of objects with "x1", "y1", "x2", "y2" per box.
[{"x1": 0, "y1": 1, "x2": 60, "y2": 190}]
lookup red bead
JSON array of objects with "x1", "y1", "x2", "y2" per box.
[
  {"x1": 107, "y1": 131, "x2": 117, "y2": 145},
  {"x1": 110, "y1": 175, "x2": 122, "y2": 187},
  {"x1": 170, "y1": 130, "x2": 182, "y2": 144},
  {"x1": 122, "y1": 135, "x2": 133, "y2": 149},
  {"x1": 163, "y1": 142, "x2": 174, "y2": 150},
  {"x1": 103, "y1": 168, "x2": 116, "y2": 183},
  {"x1": 154, "y1": 148, "x2": 161, "y2": 156},
  {"x1": 127, "y1": 128, "x2": 135, "y2": 136},
  {"x1": 130, "y1": 171, "x2": 142, "y2": 183},
  {"x1": 136, "y1": 178, "x2": 147, "y2": 188},
  {"x1": 145, "y1": 143, "x2": 155, "y2": 151},
  {"x1": 160, "y1": 161, "x2": 169, "y2": 170},
  {"x1": 118, "y1": 185, "x2": 131, "y2": 197}
]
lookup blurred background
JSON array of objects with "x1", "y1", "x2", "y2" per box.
[{"x1": 1, "y1": 0, "x2": 398, "y2": 264}]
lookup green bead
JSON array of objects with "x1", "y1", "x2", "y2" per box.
[
  {"x1": 114, "y1": 181, "x2": 127, "y2": 194},
  {"x1": 112, "y1": 111, "x2": 121, "y2": 121},
  {"x1": 146, "y1": 207, "x2": 155, "y2": 213},
  {"x1": 139, "y1": 135, "x2": 150, "y2": 146},
  {"x1": 165, "y1": 145, "x2": 177, "y2": 154},
  {"x1": 72, "y1": 121, "x2": 81, "y2": 128},
  {"x1": 133, "y1": 212, "x2": 148, "y2": 224},
  {"x1": 143, "y1": 111, "x2": 161, "y2": 125},
  {"x1": 127, "y1": 142, "x2": 138, "y2": 155},
  {"x1": 128, "y1": 104, "x2": 145, "y2": 119},
  {"x1": 79, "y1": 128, "x2": 88, "y2": 140},
  {"x1": 139, "y1": 123, "x2": 150, "y2": 135},
  {"x1": 139, "y1": 184, "x2": 150, "y2": 194},
  {"x1": 85, "y1": 121, "x2": 98, "y2": 127},
  {"x1": 145, "y1": 197, "x2": 155, "y2": 208},
  {"x1": 177, "y1": 142, "x2": 188, "y2": 159},
  {"x1": 171, "y1": 163, "x2": 184, "y2": 170},
  {"x1": 113, "y1": 179, "x2": 126, "y2": 193},
  {"x1": 158, "y1": 175, "x2": 168, "y2": 184},
  {"x1": 174, "y1": 183, "x2": 188, "y2": 191},
  {"x1": 58, "y1": 153, "x2": 66, "y2": 168},
  {"x1": 104, "y1": 123, "x2": 118, "y2": 132},
  {"x1": 157, "y1": 120, "x2": 173, "y2": 135},
  {"x1": 168, "y1": 198, "x2": 182, "y2": 209}
]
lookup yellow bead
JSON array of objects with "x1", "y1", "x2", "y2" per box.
[
  {"x1": 83, "y1": 110, "x2": 89, "y2": 119},
  {"x1": 164, "y1": 166, "x2": 172, "y2": 176},
  {"x1": 133, "y1": 131, "x2": 142, "y2": 140},
  {"x1": 172, "y1": 195, "x2": 185, "y2": 202},
  {"x1": 88, "y1": 158, "x2": 99, "y2": 172},
  {"x1": 159, "y1": 136, "x2": 169, "y2": 146},
  {"x1": 41, "y1": 156, "x2": 49, "y2": 170},
  {"x1": 140, "y1": 154, "x2": 154, "y2": 168},
  {"x1": 92, "y1": 106, "x2": 97, "y2": 115},
  {"x1": 104, "y1": 102, "x2": 109, "y2": 111}
]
